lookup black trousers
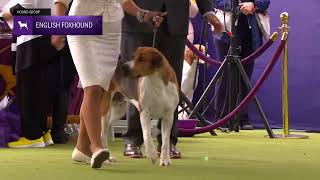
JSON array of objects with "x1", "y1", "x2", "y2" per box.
[
  {"x1": 120, "y1": 31, "x2": 186, "y2": 146},
  {"x1": 47, "y1": 52, "x2": 76, "y2": 135},
  {"x1": 214, "y1": 23, "x2": 254, "y2": 125},
  {"x1": 16, "y1": 64, "x2": 49, "y2": 140}
]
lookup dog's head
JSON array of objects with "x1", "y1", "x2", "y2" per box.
[{"x1": 121, "y1": 47, "x2": 163, "y2": 78}]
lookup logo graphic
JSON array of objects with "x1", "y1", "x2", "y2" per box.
[
  {"x1": 13, "y1": 16, "x2": 102, "y2": 36},
  {"x1": 17, "y1": 21, "x2": 28, "y2": 30}
]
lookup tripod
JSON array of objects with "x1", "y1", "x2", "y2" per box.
[{"x1": 188, "y1": 0, "x2": 274, "y2": 137}]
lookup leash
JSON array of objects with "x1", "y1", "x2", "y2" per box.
[
  {"x1": 152, "y1": 27, "x2": 157, "y2": 48},
  {"x1": 0, "y1": 45, "x2": 11, "y2": 54}
]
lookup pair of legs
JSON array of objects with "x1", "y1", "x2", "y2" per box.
[
  {"x1": 48, "y1": 48, "x2": 76, "y2": 143},
  {"x1": 214, "y1": 31, "x2": 254, "y2": 128},
  {"x1": 16, "y1": 64, "x2": 49, "y2": 140},
  {"x1": 75, "y1": 85, "x2": 106, "y2": 156},
  {"x1": 67, "y1": 19, "x2": 121, "y2": 167},
  {"x1": 120, "y1": 30, "x2": 186, "y2": 154},
  {"x1": 9, "y1": 36, "x2": 64, "y2": 147}
]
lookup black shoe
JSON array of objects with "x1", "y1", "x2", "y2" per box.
[
  {"x1": 123, "y1": 144, "x2": 143, "y2": 158},
  {"x1": 239, "y1": 119, "x2": 254, "y2": 130},
  {"x1": 240, "y1": 124, "x2": 254, "y2": 130},
  {"x1": 51, "y1": 130, "x2": 68, "y2": 144}
]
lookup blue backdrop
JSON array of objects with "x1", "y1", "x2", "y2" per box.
[{"x1": 192, "y1": 0, "x2": 320, "y2": 131}]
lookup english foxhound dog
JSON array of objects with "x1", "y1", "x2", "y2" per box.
[{"x1": 101, "y1": 47, "x2": 179, "y2": 166}]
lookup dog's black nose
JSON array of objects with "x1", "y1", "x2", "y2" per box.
[{"x1": 120, "y1": 63, "x2": 131, "y2": 77}]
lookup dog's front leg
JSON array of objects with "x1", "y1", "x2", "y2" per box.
[
  {"x1": 101, "y1": 111, "x2": 120, "y2": 163},
  {"x1": 106, "y1": 97, "x2": 127, "y2": 162},
  {"x1": 140, "y1": 110, "x2": 157, "y2": 164},
  {"x1": 101, "y1": 112, "x2": 111, "y2": 149},
  {"x1": 160, "y1": 112, "x2": 174, "y2": 166}
]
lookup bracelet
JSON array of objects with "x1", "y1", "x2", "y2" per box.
[{"x1": 136, "y1": 9, "x2": 149, "y2": 23}]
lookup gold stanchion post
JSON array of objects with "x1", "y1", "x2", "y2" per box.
[
  {"x1": 274, "y1": 12, "x2": 308, "y2": 139},
  {"x1": 281, "y1": 12, "x2": 290, "y2": 136}
]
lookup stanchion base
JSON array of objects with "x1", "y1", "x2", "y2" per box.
[{"x1": 266, "y1": 134, "x2": 309, "y2": 139}]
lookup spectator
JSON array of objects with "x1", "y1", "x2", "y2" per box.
[{"x1": 213, "y1": 0, "x2": 270, "y2": 130}]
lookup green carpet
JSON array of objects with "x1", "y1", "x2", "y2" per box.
[{"x1": 0, "y1": 130, "x2": 319, "y2": 180}]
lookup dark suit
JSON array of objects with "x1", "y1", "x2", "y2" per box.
[{"x1": 121, "y1": 0, "x2": 214, "y2": 146}]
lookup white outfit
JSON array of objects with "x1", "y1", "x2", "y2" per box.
[
  {"x1": 67, "y1": 0, "x2": 126, "y2": 90},
  {"x1": 179, "y1": 60, "x2": 199, "y2": 119},
  {"x1": 183, "y1": 0, "x2": 198, "y2": 95},
  {"x1": 181, "y1": 60, "x2": 198, "y2": 101},
  {"x1": 187, "y1": 1, "x2": 199, "y2": 43},
  {"x1": 179, "y1": 1, "x2": 199, "y2": 119}
]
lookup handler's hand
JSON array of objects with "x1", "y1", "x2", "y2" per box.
[
  {"x1": 239, "y1": 2, "x2": 256, "y2": 15},
  {"x1": 144, "y1": 12, "x2": 167, "y2": 28},
  {"x1": 206, "y1": 14, "x2": 223, "y2": 34},
  {"x1": 51, "y1": 35, "x2": 66, "y2": 51}
]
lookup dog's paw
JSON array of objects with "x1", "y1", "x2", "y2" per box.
[
  {"x1": 108, "y1": 156, "x2": 117, "y2": 162},
  {"x1": 102, "y1": 159, "x2": 112, "y2": 166},
  {"x1": 101, "y1": 155, "x2": 117, "y2": 166},
  {"x1": 147, "y1": 151, "x2": 158, "y2": 164},
  {"x1": 159, "y1": 158, "x2": 171, "y2": 167}
]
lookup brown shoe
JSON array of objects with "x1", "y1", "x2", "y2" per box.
[
  {"x1": 123, "y1": 144, "x2": 143, "y2": 158},
  {"x1": 170, "y1": 144, "x2": 182, "y2": 159},
  {"x1": 157, "y1": 144, "x2": 182, "y2": 159}
]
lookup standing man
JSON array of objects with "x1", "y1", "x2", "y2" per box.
[
  {"x1": 213, "y1": 0, "x2": 270, "y2": 130},
  {"x1": 121, "y1": 0, "x2": 223, "y2": 158},
  {"x1": 3, "y1": 1, "x2": 59, "y2": 148},
  {"x1": 49, "y1": 0, "x2": 76, "y2": 144}
]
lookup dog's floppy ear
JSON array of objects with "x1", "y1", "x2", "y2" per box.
[
  {"x1": 136, "y1": 47, "x2": 144, "y2": 52},
  {"x1": 151, "y1": 51, "x2": 163, "y2": 69},
  {"x1": 134, "y1": 47, "x2": 144, "y2": 56}
]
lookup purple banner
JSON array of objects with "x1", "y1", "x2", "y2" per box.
[{"x1": 13, "y1": 16, "x2": 102, "y2": 35}]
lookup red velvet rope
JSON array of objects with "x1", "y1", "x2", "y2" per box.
[
  {"x1": 185, "y1": 40, "x2": 222, "y2": 65},
  {"x1": 179, "y1": 40, "x2": 287, "y2": 135},
  {"x1": 0, "y1": 45, "x2": 11, "y2": 55},
  {"x1": 241, "y1": 39, "x2": 274, "y2": 64},
  {"x1": 185, "y1": 38, "x2": 275, "y2": 66}
]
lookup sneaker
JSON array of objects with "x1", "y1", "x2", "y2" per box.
[
  {"x1": 8, "y1": 137, "x2": 45, "y2": 148},
  {"x1": 43, "y1": 131, "x2": 54, "y2": 146}
]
